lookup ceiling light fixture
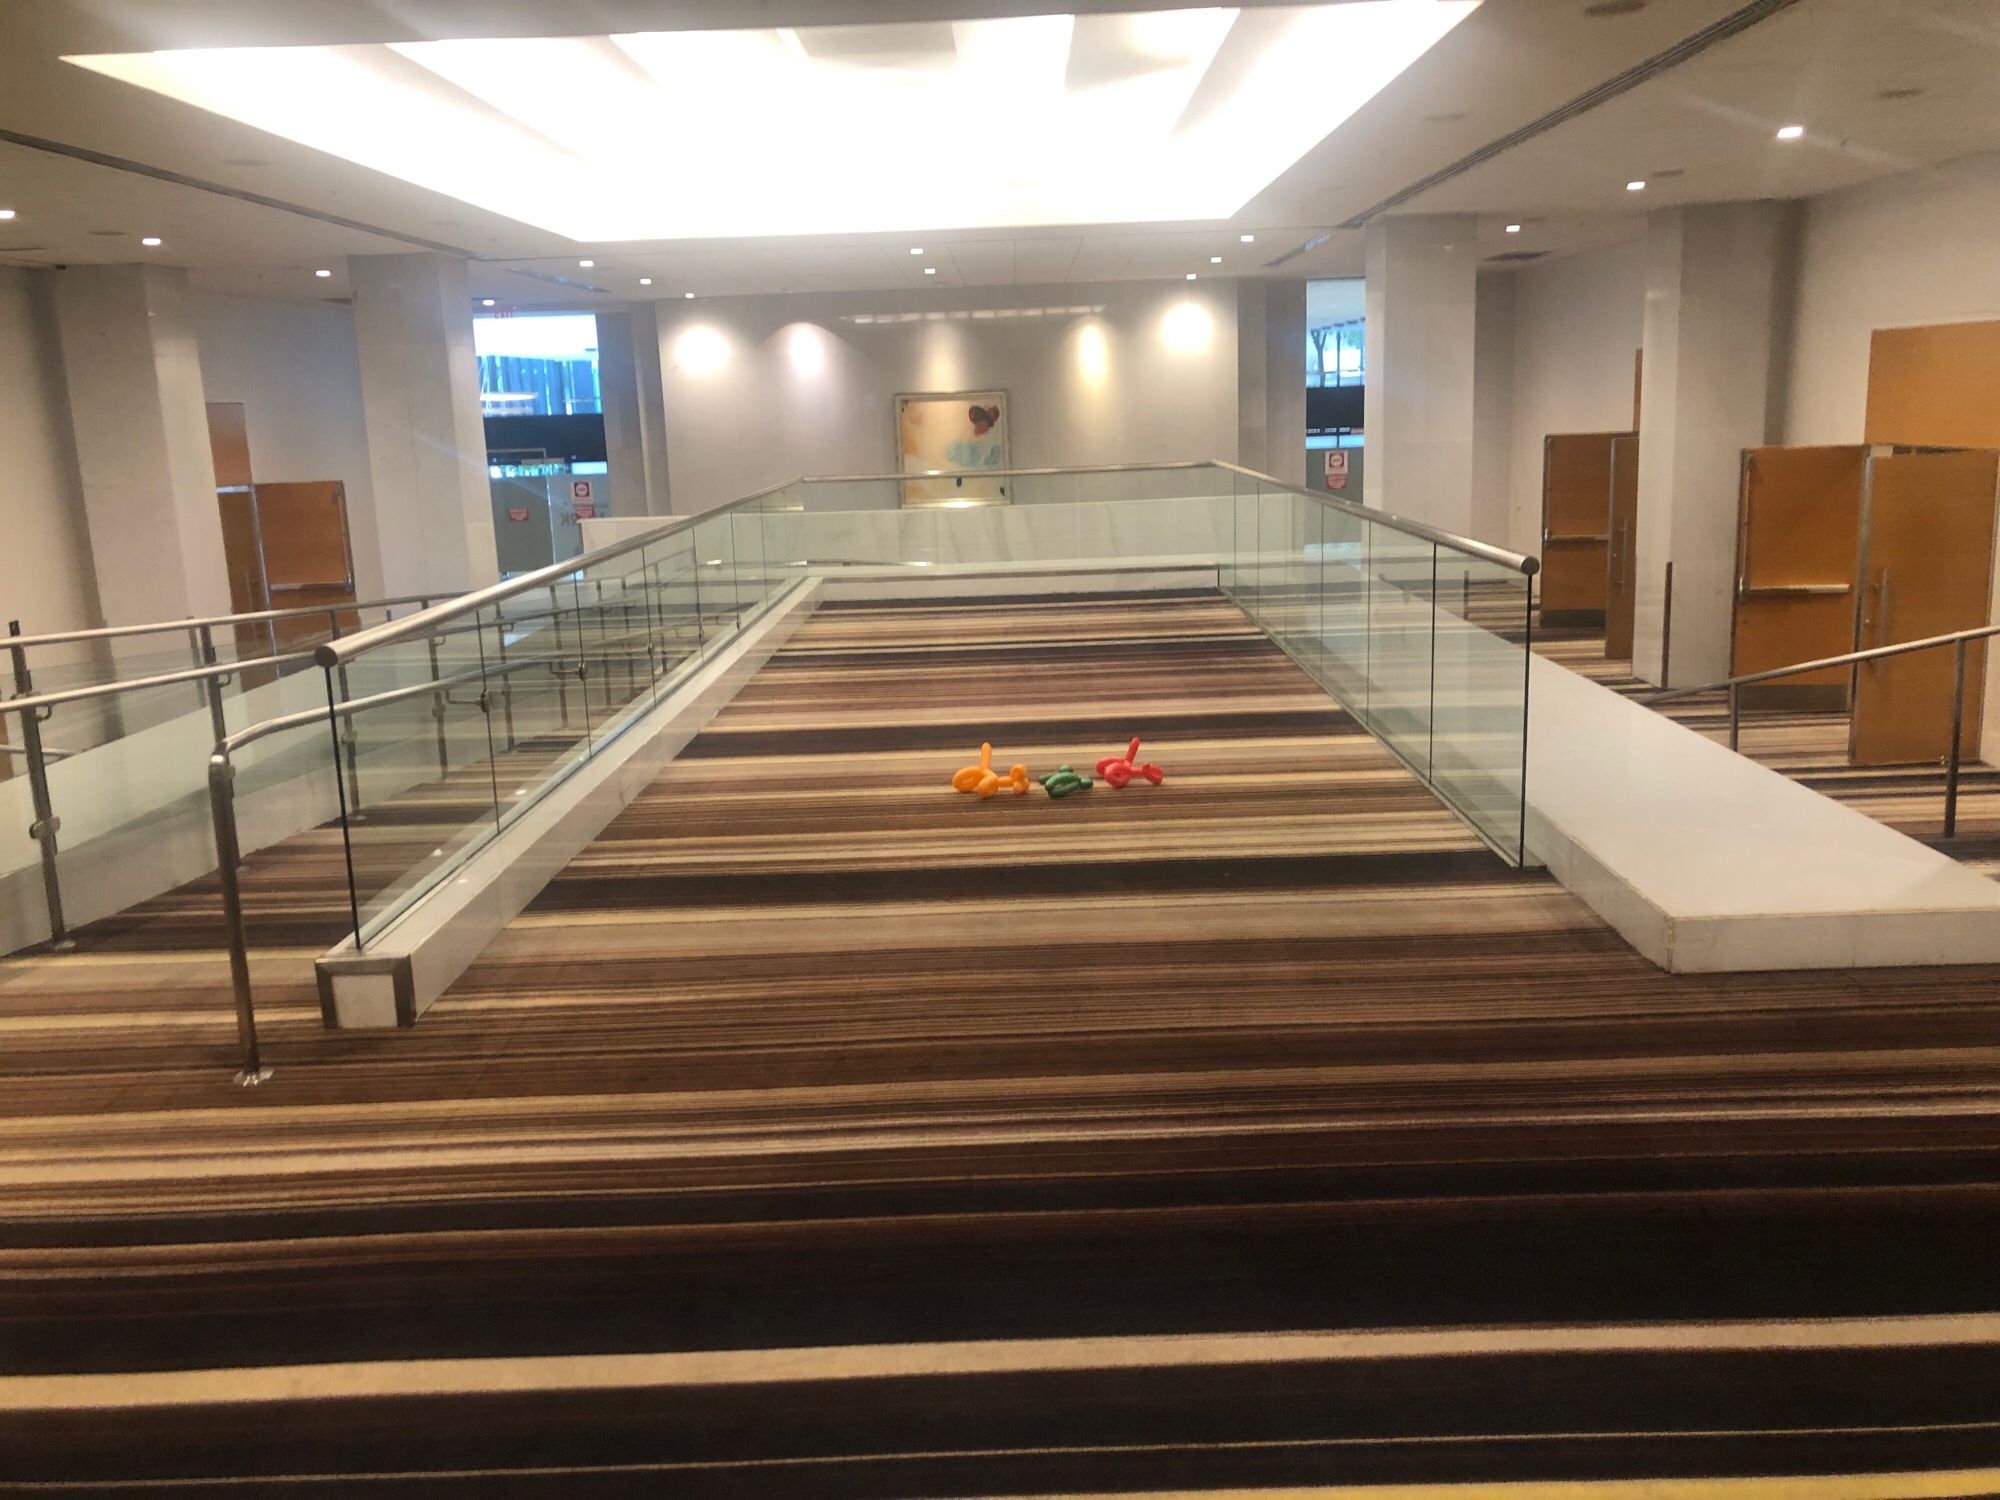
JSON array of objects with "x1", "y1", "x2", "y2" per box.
[
  {"x1": 0, "y1": 209, "x2": 15, "y2": 220},
  {"x1": 482, "y1": 298, "x2": 496, "y2": 306},
  {"x1": 65, "y1": 3, "x2": 1482, "y2": 241},
  {"x1": 578, "y1": 258, "x2": 594, "y2": 267},
  {"x1": 1625, "y1": 179, "x2": 1646, "y2": 192},
  {"x1": 1185, "y1": 271, "x2": 1198, "y2": 280},
  {"x1": 924, "y1": 266, "x2": 936, "y2": 275},
  {"x1": 315, "y1": 267, "x2": 332, "y2": 277},
  {"x1": 639, "y1": 276, "x2": 652, "y2": 285},
  {"x1": 141, "y1": 235, "x2": 163, "y2": 246},
  {"x1": 1240, "y1": 233, "x2": 1255, "y2": 243},
  {"x1": 1775, "y1": 123, "x2": 1804, "y2": 140},
  {"x1": 910, "y1": 247, "x2": 923, "y2": 255},
  {"x1": 1210, "y1": 255, "x2": 1222, "y2": 263},
  {"x1": 684, "y1": 291, "x2": 694, "y2": 298},
  {"x1": 1505, "y1": 223, "x2": 1521, "y2": 233}
]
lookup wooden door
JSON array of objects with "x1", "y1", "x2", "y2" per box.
[
  {"x1": 254, "y1": 481, "x2": 358, "y2": 651},
  {"x1": 1604, "y1": 434, "x2": 1640, "y2": 659},
  {"x1": 1539, "y1": 432, "x2": 1624, "y2": 624},
  {"x1": 1850, "y1": 449, "x2": 2000, "y2": 766},
  {"x1": 1733, "y1": 445, "x2": 1869, "y2": 703}
]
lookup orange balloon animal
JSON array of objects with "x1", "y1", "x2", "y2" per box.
[{"x1": 951, "y1": 741, "x2": 1031, "y2": 798}]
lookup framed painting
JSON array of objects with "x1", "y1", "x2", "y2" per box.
[{"x1": 895, "y1": 390, "x2": 1009, "y2": 506}]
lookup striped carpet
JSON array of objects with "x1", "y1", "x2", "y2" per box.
[{"x1": 5, "y1": 590, "x2": 2000, "y2": 1493}]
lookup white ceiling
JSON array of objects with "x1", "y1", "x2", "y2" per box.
[{"x1": 0, "y1": 0, "x2": 1994, "y2": 310}]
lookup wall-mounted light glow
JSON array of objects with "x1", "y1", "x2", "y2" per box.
[
  {"x1": 639, "y1": 276, "x2": 652, "y2": 285},
  {"x1": 141, "y1": 235, "x2": 162, "y2": 246},
  {"x1": 315, "y1": 267, "x2": 332, "y2": 277},
  {"x1": 1776, "y1": 123, "x2": 1804, "y2": 140},
  {"x1": 786, "y1": 324, "x2": 825, "y2": 377},
  {"x1": 1504, "y1": 223, "x2": 1521, "y2": 233},
  {"x1": 1161, "y1": 300, "x2": 1212, "y2": 352},
  {"x1": 674, "y1": 324, "x2": 729, "y2": 375},
  {"x1": 66, "y1": 3, "x2": 1480, "y2": 241},
  {"x1": 482, "y1": 297, "x2": 496, "y2": 306},
  {"x1": 1075, "y1": 322, "x2": 1109, "y2": 385},
  {"x1": 1626, "y1": 179, "x2": 1646, "y2": 191}
]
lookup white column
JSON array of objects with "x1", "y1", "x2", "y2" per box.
[
  {"x1": 348, "y1": 253, "x2": 499, "y2": 597},
  {"x1": 596, "y1": 312, "x2": 651, "y2": 518},
  {"x1": 52, "y1": 264, "x2": 230, "y2": 634},
  {"x1": 1236, "y1": 279, "x2": 1307, "y2": 486},
  {"x1": 1471, "y1": 270, "x2": 1516, "y2": 549},
  {"x1": 1363, "y1": 214, "x2": 1477, "y2": 533},
  {"x1": 1632, "y1": 202, "x2": 1796, "y2": 686}
]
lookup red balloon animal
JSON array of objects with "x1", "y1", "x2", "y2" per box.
[{"x1": 1096, "y1": 736, "x2": 1164, "y2": 789}]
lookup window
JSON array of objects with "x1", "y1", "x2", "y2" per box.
[
  {"x1": 475, "y1": 313, "x2": 602, "y2": 416},
  {"x1": 1307, "y1": 318, "x2": 1365, "y2": 388}
]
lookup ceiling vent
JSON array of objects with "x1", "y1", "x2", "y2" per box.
[{"x1": 1484, "y1": 249, "x2": 1549, "y2": 263}]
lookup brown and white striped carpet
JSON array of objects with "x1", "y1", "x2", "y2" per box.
[{"x1": 4, "y1": 591, "x2": 2000, "y2": 1494}]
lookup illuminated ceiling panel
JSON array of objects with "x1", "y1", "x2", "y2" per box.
[{"x1": 67, "y1": 3, "x2": 1477, "y2": 242}]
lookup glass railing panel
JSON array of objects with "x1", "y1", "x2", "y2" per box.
[
  {"x1": 690, "y1": 509, "x2": 743, "y2": 635},
  {"x1": 329, "y1": 627, "x2": 504, "y2": 946},
  {"x1": 1363, "y1": 529, "x2": 1436, "y2": 774},
  {"x1": 731, "y1": 500, "x2": 770, "y2": 611},
  {"x1": 1315, "y1": 500, "x2": 1372, "y2": 714},
  {"x1": 638, "y1": 533, "x2": 707, "y2": 701},
  {"x1": 485, "y1": 596, "x2": 593, "y2": 831},
  {"x1": 1430, "y1": 553, "x2": 1532, "y2": 862}
]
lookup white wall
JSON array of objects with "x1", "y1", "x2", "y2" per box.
[
  {"x1": 0, "y1": 268, "x2": 98, "y2": 654},
  {"x1": 1471, "y1": 270, "x2": 1515, "y2": 548},
  {"x1": 656, "y1": 280, "x2": 1241, "y2": 514},
  {"x1": 1785, "y1": 152, "x2": 2000, "y2": 446},
  {"x1": 192, "y1": 289, "x2": 386, "y2": 600},
  {"x1": 1501, "y1": 240, "x2": 1645, "y2": 556}
]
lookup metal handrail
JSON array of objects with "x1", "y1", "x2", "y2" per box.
[
  {"x1": 789, "y1": 460, "x2": 1540, "y2": 578},
  {"x1": 4, "y1": 591, "x2": 446, "y2": 654},
  {"x1": 1648, "y1": 621, "x2": 2000, "y2": 839},
  {"x1": 314, "y1": 487, "x2": 769, "y2": 669}
]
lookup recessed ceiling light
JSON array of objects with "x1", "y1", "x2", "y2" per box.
[
  {"x1": 141, "y1": 235, "x2": 162, "y2": 246},
  {"x1": 64, "y1": 5, "x2": 1482, "y2": 240},
  {"x1": 924, "y1": 266, "x2": 936, "y2": 275},
  {"x1": 684, "y1": 291, "x2": 694, "y2": 299},
  {"x1": 0, "y1": 209, "x2": 15, "y2": 220},
  {"x1": 910, "y1": 247, "x2": 923, "y2": 255},
  {"x1": 1625, "y1": 179, "x2": 1646, "y2": 191},
  {"x1": 314, "y1": 267, "x2": 332, "y2": 277},
  {"x1": 639, "y1": 276, "x2": 652, "y2": 285},
  {"x1": 1210, "y1": 255, "x2": 1222, "y2": 263},
  {"x1": 578, "y1": 258, "x2": 594, "y2": 267},
  {"x1": 482, "y1": 298, "x2": 496, "y2": 306},
  {"x1": 1185, "y1": 271, "x2": 1198, "y2": 280},
  {"x1": 1240, "y1": 233, "x2": 1255, "y2": 243},
  {"x1": 1775, "y1": 123, "x2": 1804, "y2": 140},
  {"x1": 1505, "y1": 222, "x2": 1521, "y2": 233}
]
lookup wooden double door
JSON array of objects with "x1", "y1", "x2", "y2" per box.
[
  {"x1": 1850, "y1": 449, "x2": 2000, "y2": 766},
  {"x1": 1540, "y1": 430, "x2": 1639, "y2": 659}
]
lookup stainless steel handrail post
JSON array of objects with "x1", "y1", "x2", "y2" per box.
[
  {"x1": 427, "y1": 631, "x2": 450, "y2": 775},
  {"x1": 195, "y1": 624, "x2": 230, "y2": 750},
  {"x1": 550, "y1": 586, "x2": 571, "y2": 727},
  {"x1": 327, "y1": 612, "x2": 364, "y2": 820},
  {"x1": 495, "y1": 617, "x2": 517, "y2": 751},
  {"x1": 1946, "y1": 637, "x2": 1968, "y2": 839},
  {"x1": 205, "y1": 752, "x2": 270, "y2": 1086},
  {"x1": 8, "y1": 624, "x2": 71, "y2": 951}
]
